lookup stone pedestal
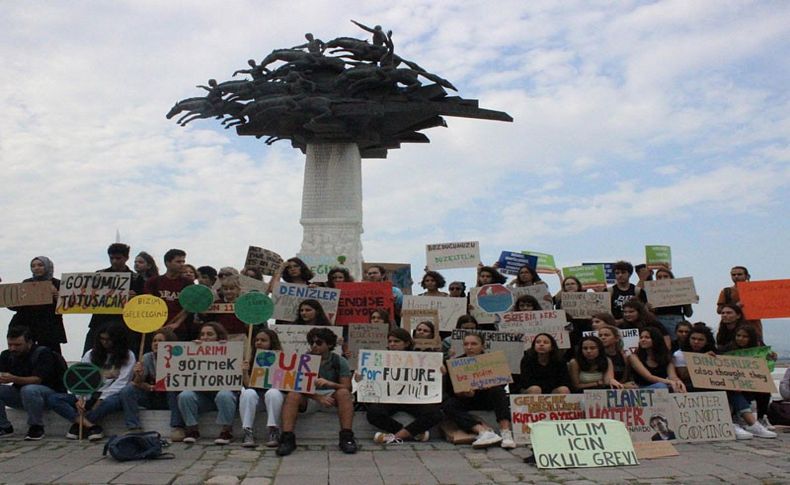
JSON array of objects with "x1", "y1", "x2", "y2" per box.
[{"x1": 297, "y1": 143, "x2": 363, "y2": 281}]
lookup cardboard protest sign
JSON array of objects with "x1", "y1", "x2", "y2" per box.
[
  {"x1": 633, "y1": 441, "x2": 678, "y2": 460},
  {"x1": 356, "y1": 350, "x2": 443, "y2": 404},
  {"x1": 0, "y1": 281, "x2": 53, "y2": 308},
  {"x1": 562, "y1": 265, "x2": 607, "y2": 291},
  {"x1": 561, "y1": 292, "x2": 611, "y2": 319},
  {"x1": 510, "y1": 285, "x2": 552, "y2": 310},
  {"x1": 446, "y1": 351, "x2": 513, "y2": 392},
  {"x1": 726, "y1": 346, "x2": 776, "y2": 372},
  {"x1": 272, "y1": 324, "x2": 344, "y2": 356},
  {"x1": 425, "y1": 241, "x2": 480, "y2": 270},
  {"x1": 154, "y1": 341, "x2": 244, "y2": 391},
  {"x1": 450, "y1": 329, "x2": 524, "y2": 371},
  {"x1": 401, "y1": 309, "x2": 441, "y2": 350},
  {"x1": 249, "y1": 350, "x2": 319, "y2": 393},
  {"x1": 298, "y1": 254, "x2": 348, "y2": 283},
  {"x1": 531, "y1": 419, "x2": 638, "y2": 469},
  {"x1": 347, "y1": 323, "x2": 389, "y2": 370},
  {"x1": 584, "y1": 328, "x2": 639, "y2": 355},
  {"x1": 335, "y1": 282, "x2": 394, "y2": 325},
  {"x1": 510, "y1": 394, "x2": 586, "y2": 444},
  {"x1": 499, "y1": 310, "x2": 571, "y2": 349},
  {"x1": 685, "y1": 352, "x2": 777, "y2": 393},
  {"x1": 584, "y1": 389, "x2": 680, "y2": 442},
  {"x1": 362, "y1": 262, "x2": 413, "y2": 294},
  {"x1": 497, "y1": 251, "x2": 538, "y2": 276},
  {"x1": 737, "y1": 279, "x2": 790, "y2": 319},
  {"x1": 670, "y1": 391, "x2": 734, "y2": 443},
  {"x1": 56, "y1": 272, "x2": 131, "y2": 314},
  {"x1": 244, "y1": 246, "x2": 283, "y2": 276},
  {"x1": 402, "y1": 295, "x2": 468, "y2": 332},
  {"x1": 271, "y1": 282, "x2": 340, "y2": 323},
  {"x1": 643, "y1": 277, "x2": 699, "y2": 308},
  {"x1": 521, "y1": 251, "x2": 557, "y2": 274},
  {"x1": 469, "y1": 284, "x2": 514, "y2": 324},
  {"x1": 122, "y1": 295, "x2": 168, "y2": 333},
  {"x1": 583, "y1": 262, "x2": 616, "y2": 284},
  {"x1": 645, "y1": 245, "x2": 672, "y2": 270}
]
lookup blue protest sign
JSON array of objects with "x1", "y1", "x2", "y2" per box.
[{"x1": 497, "y1": 251, "x2": 538, "y2": 276}]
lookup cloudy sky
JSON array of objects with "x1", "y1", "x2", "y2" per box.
[{"x1": 1, "y1": 0, "x2": 789, "y2": 360}]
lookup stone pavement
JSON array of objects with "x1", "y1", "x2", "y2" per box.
[{"x1": 0, "y1": 430, "x2": 789, "y2": 485}]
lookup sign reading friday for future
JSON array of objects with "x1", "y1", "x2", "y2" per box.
[
  {"x1": 356, "y1": 350, "x2": 443, "y2": 404},
  {"x1": 154, "y1": 341, "x2": 244, "y2": 391},
  {"x1": 645, "y1": 245, "x2": 671, "y2": 270},
  {"x1": 425, "y1": 241, "x2": 480, "y2": 270},
  {"x1": 56, "y1": 272, "x2": 132, "y2": 314},
  {"x1": 562, "y1": 265, "x2": 607, "y2": 291},
  {"x1": 497, "y1": 251, "x2": 538, "y2": 276},
  {"x1": 530, "y1": 419, "x2": 638, "y2": 469},
  {"x1": 521, "y1": 251, "x2": 557, "y2": 274},
  {"x1": 249, "y1": 350, "x2": 320, "y2": 393}
]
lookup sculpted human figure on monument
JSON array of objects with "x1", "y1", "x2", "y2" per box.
[{"x1": 291, "y1": 33, "x2": 325, "y2": 55}]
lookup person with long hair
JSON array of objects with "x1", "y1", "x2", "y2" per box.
[
  {"x1": 519, "y1": 333, "x2": 571, "y2": 395},
  {"x1": 239, "y1": 328, "x2": 286, "y2": 447},
  {"x1": 591, "y1": 312, "x2": 617, "y2": 330},
  {"x1": 369, "y1": 308, "x2": 393, "y2": 327},
  {"x1": 568, "y1": 336, "x2": 623, "y2": 391},
  {"x1": 178, "y1": 322, "x2": 238, "y2": 445},
  {"x1": 673, "y1": 323, "x2": 716, "y2": 388},
  {"x1": 507, "y1": 264, "x2": 546, "y2": 289},
  {"x1": 442, "y1": 333, "x2": 516, "y2": 449},
  {"x1": 47, "y1": 323, "x2": 135, "y2": 440},
  {"x1": 554, "y1": 276, "x2": 591, "y2": 350},
  {"x1": 419, "y1": 271, "x2": 448, "y2": 296},
  {"x1": 325, "y1": 267, "x2": 354, "y2": 288},
  {"x1": 716, "y1": 303, "x2": 750, "y2": 350},
  {"x1": 268, "y1": 257, "x2": 314, "y2": 294},
  {"x1": 622, "y1": 300, "x2": 671, "y2": 349},
  {"x1": 477, "y1": 266, "x2": 507, "y2": 286},
  {"x1": 673, "y1": 320, "x2": 693, "y2": 352},
  {"x1": 442, "y1": 315, "x2": 479, "y2": 359},
  {"x1": 627, "y1": 328, "x2": 685, "y2": 392},
  {"x1": 7, "y1": 256, "x2": 67, "y2": 354},
  {"x1": 365, "y1": 328, "x2": 443, "y2": 444},
  {"x1": 294, "y1": 299, "x2": 332, "y2": 326},
  {"x1": 724, "y1": 325, "x2": 776, "y2": 431},
  {"x1": 597, "y1": 325, "x2": 634, "y2": 387},
  {"x1": 514, "y1": 295, "x2": 541, "y2": 312},
  {"x1": 133, "y1": 251, "x2": 159, "y2": 287},
  {"x1": 181, "y1": 264, "x2": 198, "y2": 283}
]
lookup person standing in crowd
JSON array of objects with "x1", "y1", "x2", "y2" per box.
[
  {"x1": 476, "y1": 266, "x2": 507, "y2": 286},
  {"x1": 293, "y1": 300, "x2": 332, "y2": 326},
  {"x1": 609, "y1": 260, "x2": 647, "y2": 326},
  {"x1": 652, "y1": 268, "x2": 694, "y2": 338},
  {"x1": 239, "y1": 328, "x2": 285, "y2": 448},
  {"x1": 181, "y1": 264, "x2": 198, "y2": 283},
  {"x1": 7, "y1": 256, "x2": 66, "y2": 354},
  {"x1": 277, "y1": 327, "x2": 357, "y2": 456},
  {"x1": 673, "y1": 320, "x2": 693, "y2": 352},
  {"x1": 419, "y1": 271, "x2": 449, "y2": 296},
  {"x1": 717, "y1": 266, "x2": 763, "y2": 338},
  {"x1": 85, "y1": 243, "x2": 140, "y2": 355},
  {"x1": 144, "y1": 249, "x2": 194, "y2": 340},
  {"x1": 448, "y1": 281, "x2": 466, "y2": 298},
  {"x1": 197, "y1": 266, "x2": 218, "y2": 288},
  {"x1": 634, "y1": 264, "x2": 654, "y2": 289},
  {"x1": 0, "y1": 326, "x2": 66, "y2": 440},
  {"x1": 268, "y1": 257, "x2": 314, "y2": 294},
  {"x1": 133, "y1": 251, "x2": 159, "y2": 290},
  {"x1": 326, "y1": 267, "x2": 354, "y2": 287},
  {"x1": 554, "y1": 276, "x2": 590, "y2": 350}
]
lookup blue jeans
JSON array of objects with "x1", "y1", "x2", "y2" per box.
[
  {"x1": 177, "y1": 390, "x2": 237, "y2": 427},
  {"x1": 641, "y1": 382, "x2": 669, "y2": 390},
  {"x1": 0, "y1": 384, "x2": 56, "y2": 427},
  {"x1": 656, "y1": 315, "x2": 684, "y2": 339},
  {"x1": 47, "y1": 392, "x2": 125, "y2": 426},
  {"x1": 119, "y1": 384, "x2": 184, "y2": 428},
  {"x1": 727, "y1": 391, "x2": 752, "y2": 416}
]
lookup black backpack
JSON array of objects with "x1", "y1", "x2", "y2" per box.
[{"x1": 103, "y1": 432, "x2": 174, "y2": 461}]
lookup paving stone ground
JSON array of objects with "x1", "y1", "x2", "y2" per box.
[{"x1": 1, "y1": 429, "x2": 789, "y2": 484}]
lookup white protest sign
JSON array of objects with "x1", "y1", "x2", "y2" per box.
[
  {"x1": 425, "y1": 241, "x2": 480, "y2": 270},
  {"x1": 670, "y1": 391, "x2": 734, "y2": 443},
  {"x1": 57, "y1": 272, "x2": 131, "y2": 314},
  {"x1": 356, "y1": 350, "x2": 443, "y2": 404},
  {"x1": 499, "y1": 310, "x2": 571, "y2": 349},
  {"x1": 154, "y1": 341, "x2": 244, "y2": 391},
  {"x1": 347, "y1": 323, "x2": 389, "y2": 370},
  {"x1": 560, "y1": 292, "x2": 612, "y2": 319},
  {"x1": 249, "y1": 350, "x2": 319, "y2": 393},
  {"x1": 449, "y1": 329, "x2": 524, "y2": 372},
  {"x1": 643, "y1": 277, "x2": 699, "y2": 308},
  {"x1": 402, "y1": 295, "x2": 468, "y2": 332},
  {"x1": 272, "y1": 324, "x2": 344, "y2": 356},
  {"x1": 272, "y1": 282, "x2": 340, "y2": 323},
  {"x1": 510, "y1": 394, "x2": 586, "y2": 444},
  {"x1": 584, "y1": 388, "x2": 680, "y2": 442},
  {"x1": 531, "y1": 419, "x2": 638, "y2": 469},
  {"x1": 510, "y1": 285, "x2": 553, "y2": 310}
]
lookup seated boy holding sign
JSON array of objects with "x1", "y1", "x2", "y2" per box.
[{"x1": 276, "y1": 327, "x2": 357, "y2": 456}]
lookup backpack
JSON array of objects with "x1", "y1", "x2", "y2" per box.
[
  {"x1": 102, "y1": 432, "x2": 174, "y2": 462},
  {"x1": 31, "y1": 346, "x2": 68, "y2": 393}
]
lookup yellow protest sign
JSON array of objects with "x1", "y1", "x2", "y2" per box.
[{"x1": 123, "y1": 295, "x2": 168, "y2": 333}]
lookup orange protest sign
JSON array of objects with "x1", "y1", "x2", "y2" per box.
[{"x1": 737, "y1": 279, "x2": 790, "y2": 319}]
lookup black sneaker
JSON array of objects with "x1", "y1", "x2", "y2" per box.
[
  {"x1": 0, "y1": 425, "x2": 13, "y2": 437},
  {"x1": 276, "y1": 431, "x2": 296, "y2": 456},
  {"x1": 65, "y1": 423, "x2": 82, "y2": 440},
  {"x1": 25, "y1": 425, "x2": 44, "y2": 441},
  {"x1": 339, "y1": 429, "x2": 357, "y2": 454},
  {"x1": 87, "y1": 425, "x2": 104, "y2": 441}
]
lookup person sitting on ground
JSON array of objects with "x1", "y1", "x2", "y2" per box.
[
  {"x1": 672, "y1": 320, "x2": 693, "y2": 352},
  {"x1": 0, "y1": 326, "x2": 67, "y2": 440},
  {"x1": 277, "y1": 327, "x2": 357, "y2": 456},
  {"x1": 591, "y1": 312, "x2": 617, "y2": 330},
  {"x1": 519, "y1": 333, "x2": 571, "y2": 395},
  {"x1": 119, "y1": 327, "x2": 185, "y2": 441},
  {"x1": 365, "y1": 328, "x2": 443, "y2": 444},
  {"x1": 442, "y1": 315, "x2": 479, "y2": 359},
  {"x1": 723, "y1": 325, "x2": 776, "y2": 431},
  {"x1": 442, "y1": 333, "x2": 516, "y2": 449},
  {"x1": 621, "y1": 300, "x2": 671, "y2": 349},
  {"x1": 716, "y1": 303, "x2": 754, "y2": 349},
  {"x1": 178, "y1": 322, "x2": 238, "y2": 445},
  {"x1": 597, "y1": 324, "x2": 636, "y2": 388},
  {"x1": 48, "y1": 323, "x2": 135, "y2": 441},
  {"x1": 239, "y1": 328, "x2": 285, "y2": 448},
  {"x1": 568, "y1": 336, "x2": 623, "y2": 391},
  {"x1": 673, "y1": 323, "x2": 716, "y2": 389},
  {"x1": 627, "y1": 327, "x2": 685, "y2": 392}
]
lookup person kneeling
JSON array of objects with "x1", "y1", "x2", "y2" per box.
[{"x1": 276, "y1": 327, "x2": 356, "y2": 456}]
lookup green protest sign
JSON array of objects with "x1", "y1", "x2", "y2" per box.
[
  {"x1": 234, "y1": 291, "x2": 274, "y2": 325},
  {"x1": 531, "y1": 419, "x2": 638, "y2": 469},
  {"x1": 179, "y1": 284, "x2": 215, "y2": 313},
  {"x1": 63, "y1": 363, "x2": 103, "y2": 396},
  {"x1": 726, "y1": 346, "x2": 776, "y2": 372},
  {"x1": 645, "y1": 245, "x2": 671, "y2": 270},
  {"x1": 522, "y1": 251, "x2": 557, "y2": 274},
  {"x1": 563, "y1": 265, "x2": 606, "y2": 290}
]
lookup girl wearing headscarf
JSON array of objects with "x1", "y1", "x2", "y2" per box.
[{"x1": 8, "y1": 257, "x2": 67, "y2": 354}]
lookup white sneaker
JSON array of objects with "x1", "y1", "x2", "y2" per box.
[
  {"x1": 500, "y1": 430, "x2": 516, "y2": 449},
  {"x1": 733, "y1": 424, "x2": 753, "y2": 440},
  {"x1": 472, "y1": 430, "x2": 502, "y2": 449},
  {"x1": 373, "y1": 432, "x2": 402, "y2": 445},
  {"x1": 759, "y1": 416, "x2": 776, "y2": 431},
  {"x1": 743, "y1": 422, "x2": 777, "y2": 439}
]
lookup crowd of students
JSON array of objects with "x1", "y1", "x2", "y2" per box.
[{"x1": 1, "y1": 245, "x2": 788, "y2": 454}]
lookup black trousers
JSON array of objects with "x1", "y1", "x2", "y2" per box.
[
  {"x1": 366, "y1": 402, "x2": 443, "y2": 436},
  {"x1": 441, "y1": 386, "x2": 510, "y2": 433}
]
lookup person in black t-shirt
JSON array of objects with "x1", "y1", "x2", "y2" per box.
[{"x1": 609, "y1": 260, "x2": 647, "y2": 325}]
